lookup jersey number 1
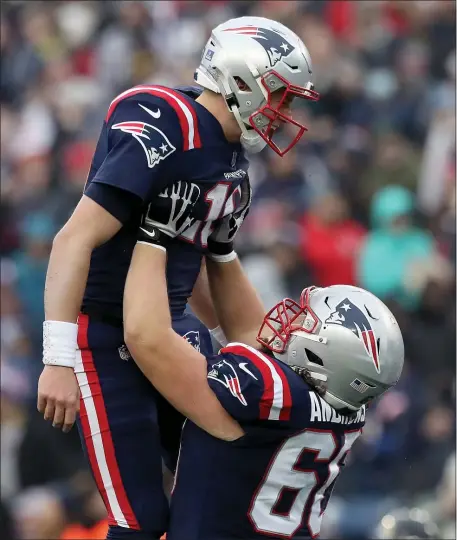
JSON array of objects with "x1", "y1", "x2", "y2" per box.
[
  {"x1": 249, "y1": 429, "x2": 362, "y2": 538},
  {"x1": 180, "y1": 182, "x2": 240, "y2": 246}
]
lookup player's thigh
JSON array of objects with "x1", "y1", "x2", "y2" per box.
[{"x1": 75, "y1": 316, "x2": 168, "y2": 534}]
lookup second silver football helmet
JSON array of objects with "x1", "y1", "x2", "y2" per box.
[{"x1": 258, "y1": 285, "x2": 405, "y2": 412}]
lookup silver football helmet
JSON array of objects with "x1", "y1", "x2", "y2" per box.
[
  {"x1": 195, "y1": 16, "x2": 319, "y2": 156},
  {"x1": 258, "y1": 285, "x2": 404, "y2": 412}
]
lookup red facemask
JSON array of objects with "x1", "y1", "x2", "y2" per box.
[
  {"x1": 249, "y1": 71, "x2": 319, "y2": 157},
  {"x1": 257, "y1": 286, "x2": 321, "y2": 353}
]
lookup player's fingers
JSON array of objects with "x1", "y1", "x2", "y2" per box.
[
  {"x1": 62, "y1": 403, "x2": 77, "y2": 433},
  {"x1": 37, "y1": 394, "x2": 47, "y2": 414},
  {"x1": 52, "y1": 402, "x2": 66, "y2": 429},
  {"x1": 43, "y1": 400, "x2": 56, "y2": 422}
]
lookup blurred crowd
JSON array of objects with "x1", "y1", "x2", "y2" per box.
[{"x1": 0, "y1": 1, "x2": 455, "y2": 539}]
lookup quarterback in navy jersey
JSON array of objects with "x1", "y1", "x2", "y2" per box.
[
  {"x1": 126, "y1": 210, "x2": 404, "y2": 539},
  {"x1": 38, "y1": 15, "x2": 319, "y2": 540}
]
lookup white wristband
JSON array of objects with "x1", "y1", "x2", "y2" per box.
[
  {"x1": 43, "y1": 321, "x2": 78, "y2": 368},
  {"x1": 207, "y1": 251, "x2": 237, "y2": 263},
  {"x1": 210, "y1": 326, "x2": 228, "y2": 347}
]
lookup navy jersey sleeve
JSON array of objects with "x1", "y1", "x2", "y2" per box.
[
  {"x1": 207, "y1": 343, "x2": 293, "y2": 422},
  {"x1": 89, "y1": 93, "x2": 187, "y2": 201}
]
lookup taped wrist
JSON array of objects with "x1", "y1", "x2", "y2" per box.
[
  {"x1": 137, "y1": 226, "x2": 172, "y2": 250},
  {"x1": 210, "y1": 326, "x2": 228, "y2": 347},
  {"x1": 43, "y1": 321, "x2": 78, "y2": 368},
  {"x1": 207, "y1": 238, "x2": 234, "y2": 256},
  {"x1": 207, "y1": 251, "x2": 237, "y2": 263}
]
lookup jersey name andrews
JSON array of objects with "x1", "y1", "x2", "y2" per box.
[{"x1": 111, "y1": 104, "x2": 176, "y2": 169}]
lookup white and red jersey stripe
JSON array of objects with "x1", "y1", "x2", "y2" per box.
[
  {"x1": 221, "y1": 342, "x2": 292, "y2": 421},
  {"x1": 105, "y1": 85, "x2": 202, "y2": 151},
  {"x1": 75, "y1": 314, "x2": 139, "y2": 529}
]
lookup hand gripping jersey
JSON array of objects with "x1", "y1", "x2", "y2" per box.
[
  {"x1": 83, "y1": 84, "x2": 249, "y2": 322},
  {"x1": 168, "y1": 343, "x2": 366, "y2": 540}
]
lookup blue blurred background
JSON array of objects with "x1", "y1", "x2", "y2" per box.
[{"x1": 1, "y1": 1, "x2": 455, "y2": 539}]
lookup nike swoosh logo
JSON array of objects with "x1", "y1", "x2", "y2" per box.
[
  {"x1": 239, "y1": 362, "x2": 258, "y2": 380},
  {"x1": 139, "y1": 227, "x2": 156, "y2": 239},
  {"x1": 139, "y1": 103, "x2": 161, "y2": 119}
]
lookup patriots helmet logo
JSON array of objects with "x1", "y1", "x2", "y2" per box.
[
  {"x1": 183, "y1": 330, "x2": 200, "y2": 352},
  {"x1": 224, "y1": 26, "x2": 296, "y2": 67},
  {"x1": 208, "y1": 359, "x2": 247, "y2": 406},
  {"x1": 111, "y1": 106, "x2": 176, "y2": 169},
  {"x1": 325, "y1": 299, "x2": 380, "y2": 373}
]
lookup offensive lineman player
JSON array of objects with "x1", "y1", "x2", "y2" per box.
[
  {"x1": 37, "y1": 16, "x2": 319, "y2": 540},
  {"x1": 125, "y1": 209, "x2": 405, "y2": 540}
]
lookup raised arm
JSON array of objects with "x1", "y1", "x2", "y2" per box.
[
  {"x1": 123, "y1": 201, "x2": 244, "y2": 441},
  {"x1": 205, "y1": 256, "x2": 265, "y2": 349},
  {"x1": 203, "y1": 174, "x2": 265, "y2": 348},
  {"x1": 188, "y1": 259, "x2": 220, "y2": 329},
  {"x1": 188, "y1": 259, "x2": 229, "y2": 347}
]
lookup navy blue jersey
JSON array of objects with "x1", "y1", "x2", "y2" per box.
[
  {"x1": 169, "y1": 343, "x2": 366, "y2": 540},
  {"x1": 82, "y1": 85, "x2": 249, "y2": 320}
]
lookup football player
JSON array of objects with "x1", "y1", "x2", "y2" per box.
[
  {"x1": 126, "y1": 209, "x2": 405, "y2": 540},
  {"x1": 37, "y1": 15, "x2": 319, "y2": 540}
]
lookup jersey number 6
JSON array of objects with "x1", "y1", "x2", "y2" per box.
[{"x1": 249, "y1": 429, "x2": 362, "y2": 538}]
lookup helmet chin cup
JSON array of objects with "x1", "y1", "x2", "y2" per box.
[{"x1": 241, "y1": 131, "x2": 268, "y2": 154}]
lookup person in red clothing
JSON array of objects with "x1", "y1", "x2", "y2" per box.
[{"x1": 299, "y1": 192, "x2": 366, "y2": 286}]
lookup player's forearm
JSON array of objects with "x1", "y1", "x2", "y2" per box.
[
  {"x1": 44, "y1": 231, "x2": 93, "y2": 322},
  {"x1": 130, "y1": 330, "x2": 243, "y2": 440},
  {"x1": 206, "y1": 257, "x2": 265, "y2": 348},
  {"x1": 188, "y1": 259, "x2": 220, "y2": 330},
  {"x1": 124, "y1": 244, "x2": 243, "y2": 441}
]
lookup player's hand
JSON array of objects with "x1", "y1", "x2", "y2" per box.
[
  {"x1": 138, "y1": 181, "x2": 200, "y2": 249},
  {"x1": 37, "y1": 365, "x2": 80, "y2": 433},
  {"x1": 207, "y1": 175, "x2": 252, "y2": 259}
]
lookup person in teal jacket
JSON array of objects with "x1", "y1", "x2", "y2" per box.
[
  {"x1": 358, "y1": 185, "x2": 434, "y2": 310},
  {"x1": 11, "y1": 213, "x2": 56, "y2": 357}
]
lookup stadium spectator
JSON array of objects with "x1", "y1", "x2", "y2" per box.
[
  {"x1": 299, "y1": 192, "x2": 366, "y2": 286},
  {"x1": 357, "y1": 185, "x2": 435, "y2": 310}
]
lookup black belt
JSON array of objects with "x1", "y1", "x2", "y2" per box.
[{"x1": 80, "y1": 306, "x2": 124, "y2": 328}]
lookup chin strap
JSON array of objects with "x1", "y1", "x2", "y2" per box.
[{"x1": 231, "y1": 105, "x2": 267, "y2": 154}]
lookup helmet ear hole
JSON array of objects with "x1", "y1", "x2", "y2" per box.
[
  {"x1": 305, "y1": 349, "x2": 324, "y2": 366},
  {"x1": 234, "y1": 76, "x2": 251, "y2": 92}
]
